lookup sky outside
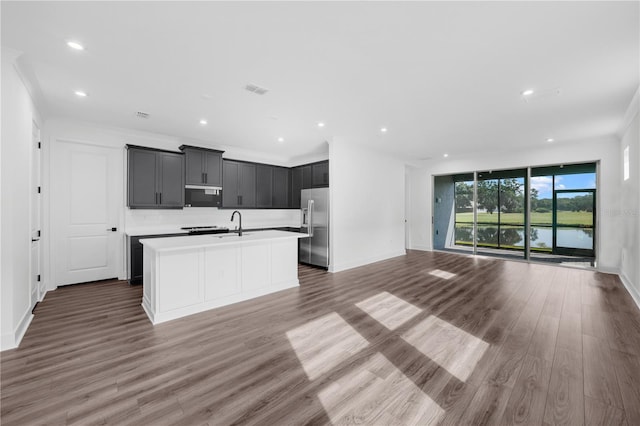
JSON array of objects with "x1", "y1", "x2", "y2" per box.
[{"x1": 531, "y1": 173, "x2": 596, "y2": 199}]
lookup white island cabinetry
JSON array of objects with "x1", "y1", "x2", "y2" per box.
[{"x1": 141, "y1": 230, "x2": 306, "y2": 324}]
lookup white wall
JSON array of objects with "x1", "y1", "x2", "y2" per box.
[
  {"x1": 619, "y1": 89, "x2": 640, "y2": 306},
  {"x1": 42, "y1": 119, "x2": 301, "y2": 285},
  {"x1": 407, "y1": 136, "x2": 623, "y2": 272},
  {"x1": 329, "y1": 140, "x2": 406, "y2": 272},
  {"x1": 1, "y1": 50, "x2": 42, "y2": 350}
]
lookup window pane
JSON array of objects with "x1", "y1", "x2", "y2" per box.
[{"x1": 554, "y1": 173, "x2": 596, "y2": 190}]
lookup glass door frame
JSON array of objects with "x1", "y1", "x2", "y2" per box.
[{"x1": 552, "y1": 188, "x2": 596, "y2": 257}]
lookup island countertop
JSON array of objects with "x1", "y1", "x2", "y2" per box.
[{"x1": 140, "y1": 230, "x2": 309, "y2": 252}]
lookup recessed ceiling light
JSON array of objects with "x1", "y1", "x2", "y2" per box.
[
  {"x1": 317, "y1": 122, "x2": 325, "y2": 128},
  {"x1": 67, "y1": 41, "x2": 84, "y2": 51},
  {"x1": 546, "y1": 138, "x2": 554, "y2": 143},
  {"x1": 277, "y1": 137, "x2": 284, "y2": 143},
  {"x1": 380, "y1": 127, "x2": 388, "y2": 133},
  {"x1": 443, "y1": 153, "x2": 449, "y2": 158},
  {"x1": 521, "y1": 89, "x2": 534, "y2": 96},
  {"x1": 199, "y1": 119, "x2": 207, "y2": 125},
  {"x1": 74, "y1": 90, "x2": 87, "y2": 97}
]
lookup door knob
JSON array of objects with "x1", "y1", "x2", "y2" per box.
[{"x1": 107, "y1": 227, "x2": 117, "y2": 232}]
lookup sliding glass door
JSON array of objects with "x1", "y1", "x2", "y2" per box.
[
  {"x1": 475, "y1": 169, "x2": 526, "y2": 259},
  {"x1": 438, "y1": 162, "x2": 596, "y2": 267}
]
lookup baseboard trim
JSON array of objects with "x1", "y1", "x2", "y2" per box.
[
  {"x1": 1, "y1": 309, "x2": 34, "y2": 351},
  {"x1": 409, "y1": 245, "x2": 432, "y2": 252},
  {"x1": 330, "y1": 250, "x2": 407, "y2": 273},
  {"x1": 619, "y1": 271, "x2": 640, "y2": 311}
]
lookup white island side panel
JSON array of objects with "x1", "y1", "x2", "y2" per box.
[
  {"x1": 204, "y1": 246, "x2": 241, "y2": 300},
  {"x1": 141, "y1": 231, "x2": 304, "y2": 324}
]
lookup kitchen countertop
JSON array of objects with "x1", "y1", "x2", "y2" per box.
[
  {"x1": 140, "y1": 230, "x2": 308, "y2": 252},
  {"x1": 125, "y1": 227, "x2": 190, "y2": 236},
  {"x1": 125, "y1": 226, "x2": 302, "y2": 237}
]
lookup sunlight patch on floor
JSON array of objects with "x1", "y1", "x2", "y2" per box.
[
  {"x1": 318, "y1": 352, "x2": 444, "y2": 426},
  {"x1": 355, "y1": 291, "x2": 422, "y2": 330},
  {"x1": 428, "y1": 269, "x2": 457, "y2": 280},
  {"x1": 401, "y1": 315, "x2": 489, "y2": 382},
  {"x1": 286, "y1": 312, "x2": 369, "y2": 380}
]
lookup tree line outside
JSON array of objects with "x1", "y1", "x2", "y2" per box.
[{"x1": 455, "y1": 179, "x2": 594, "y2": 226}]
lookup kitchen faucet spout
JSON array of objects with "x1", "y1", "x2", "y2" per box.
[{"x1": 230, "y1": 210, "x2": 242, "y2": 236}]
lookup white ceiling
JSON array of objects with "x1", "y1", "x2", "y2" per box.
[{"x1": 2, "y1": 1, "x2": 638, "y2": 162}]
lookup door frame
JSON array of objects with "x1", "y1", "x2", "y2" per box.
[
  {"x1": 49, "y1": 138, "x2": 125, "y2": 288},
  {"x1": 31, "y1": 120, "x2": 43, "y2": 303}
]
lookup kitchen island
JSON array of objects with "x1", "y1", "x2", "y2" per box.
[{"x1": 140, "y1": 230, "x2": 307, "y2": 324}]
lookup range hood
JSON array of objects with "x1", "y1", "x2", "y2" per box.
[
  {"x1": 185, "y1": 185, "x2": 221, "y2": 194},
  {"x1": 185, "y1": 186, "x2": 222, "y2": 207}
]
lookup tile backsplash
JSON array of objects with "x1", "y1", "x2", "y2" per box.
[{"x1": 124, "y1": 207, "x2": 300, "y2": 231}]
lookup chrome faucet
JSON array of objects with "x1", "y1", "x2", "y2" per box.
[{"x1": 230, "y1": 210, "x2": 242, "y2": 236}]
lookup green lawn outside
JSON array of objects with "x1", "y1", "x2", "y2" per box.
[{"x1": 455, "y1": 211, "x2": 593, "y2": 226}]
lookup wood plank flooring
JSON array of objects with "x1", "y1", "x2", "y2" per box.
[{"x1": 2, "y1": 250, "x2": 640, "y2": 425}]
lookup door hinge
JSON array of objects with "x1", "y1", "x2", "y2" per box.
[{"x1": 37, "y1": 274, "x2": 41, "y2": 282}]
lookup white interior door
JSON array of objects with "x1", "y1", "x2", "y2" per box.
[
  {"x1": 31, "y1": 122, "x2": 42, "y2": 303},
  {"x1": 53, "y1": 141, "x2": 121, "y2": 286}
]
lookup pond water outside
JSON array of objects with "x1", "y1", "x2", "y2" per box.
[{"x1": 455, "y1": 225, "x2": 593, "y2": 250}]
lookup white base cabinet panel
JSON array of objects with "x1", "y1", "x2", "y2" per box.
[{"x1": 141, "y1": 231, "x2": 303, "y2": 325}]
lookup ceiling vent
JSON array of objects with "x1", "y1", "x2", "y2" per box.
[
  {"x1": 245, "y1": 83, "x2": 269, "y2": 95},
  {"x1": 135, "y1": 111, "x2": 150, "y2": 119}
]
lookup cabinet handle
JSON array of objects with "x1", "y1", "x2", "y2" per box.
[
  {"x1": 204, "y1": 172, "x2": 207, "y2": 183},
  {"x1": 159, "y1": 193, "x2": 162, "y2": 204},
  {"x1": 202, "y1": 172, "x2": 205, "y2": 183},
  {"x1": 238, "y1": 195, "x2": 242, "y2": 205},
  {"x1": 155, "y1": 192, "x2": 158, "y2": 204}
]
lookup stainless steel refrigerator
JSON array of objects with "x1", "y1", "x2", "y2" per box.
[{"x1": 300, "y1": 188, "x2": 329, "y2": 268}]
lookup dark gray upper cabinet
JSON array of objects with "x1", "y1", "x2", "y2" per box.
[
  {"x1": 302, "y1": 165, "x2": 313, "y2": 189},
  {"x1": 312, "y1": 161, "x2": 329, "y2": 187},
  {"x1": 222, "y1": 160, "x2": 256, "y2": 208},
  {"x1": 222, "y1": 161, "x2": 239, "y2": 207},
  {"x1": 272, "y1": 167, "x2": 289, "y2": 208},
  {"x1": 157, "y1": 153, "x2": 185, "y2": 207},
  {"x1": 180, "y1": 145, "x2": 223, "y2": 187},
  {"x1": 127, "y1": 145, "x2": 185, "y2": 209},
  {"x1": 256, "y1": 165, "x2": 289, "y2": 209},
  {"x1": 256, "y1": 165, "x2": 273, "y2": 208},
  {"x1": 128, "y1": 148, "x2": 157, "y2": 208},
  {"x1": 290, "y1": 167, "x2": 303, "y2": 208}
]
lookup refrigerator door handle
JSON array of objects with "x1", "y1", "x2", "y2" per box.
[
  {"x1": 301, "y1": 208, "x2": 309, "y2": 228},
  {"x1": 308, "y1": 199, "x2": 315, "y2": 237}
]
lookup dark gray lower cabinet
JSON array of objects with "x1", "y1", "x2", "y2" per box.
[
  {"x1": 129, "y1": 234, "x2": 182, "y2": 284},
  {"x1": 127, "y1": 145, "x2": 185, "y2": 209}
]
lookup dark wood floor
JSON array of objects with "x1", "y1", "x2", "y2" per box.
[{"x1": 2, "y1": 250, "x2": 640, "y2": 425}]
